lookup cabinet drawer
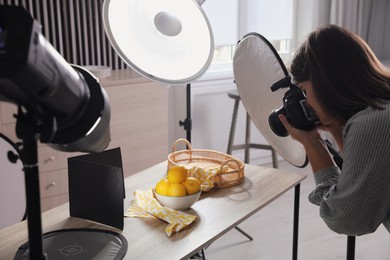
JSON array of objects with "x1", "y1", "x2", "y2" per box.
[
  {"x1": 41, "y1": 194, "x2": 69, "y2": 213},
  {"x1": 0, "y1": 102, "x2": 17, "y2": 124},
  {"x1": 38, "y1": 146, "x2": 82, "y2": 172},
  {"x1": 40, "y1": 169, "x2": 68, "y2": 199}
]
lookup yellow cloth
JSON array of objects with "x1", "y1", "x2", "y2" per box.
[
  {"x1": 185, "y1": 165, "x2": 226, "y2": 191},
  {"x1": 125, "y1": 189, "x2": 197, "y2": 237}
]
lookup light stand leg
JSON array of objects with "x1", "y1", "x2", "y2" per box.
[
  {"x1": 346, "y1": 236, "x2": 356, "y2": 260},
  {"x1": 16, "y1": 112, "x2": 47, "y2": 259},
  {"x1": 244, "y1": 113, "x2": 251, "y2": 163},
  {"x1": 234, "y1": 226, "x2": 253, "y2": 241}
]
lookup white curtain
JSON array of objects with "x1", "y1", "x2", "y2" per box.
[
  {"x1": 312, "y1": 0, "x2": 390, "y2": 60},
  {"x1": 202, "y1": 0, "x2": 238, "y2": 46}
]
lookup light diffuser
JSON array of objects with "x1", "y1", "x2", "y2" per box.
[
  {"x1": 233, "y1": 33, "x2": 308, "y2": 167},
  {"x1": 103, "y1": 0, "x2": 214, "y2": 84}
]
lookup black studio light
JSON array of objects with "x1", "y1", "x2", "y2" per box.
[
  {"x1": 0, "y1": 6, "x2": 111, "y2": 154},
  {"x1": 0, "y1": 6, "x2": 111, "y2": 259}
]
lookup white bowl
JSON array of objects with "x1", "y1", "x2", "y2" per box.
[{"x1": 154, "y1": 190, "x2": 201, "y2": 210}]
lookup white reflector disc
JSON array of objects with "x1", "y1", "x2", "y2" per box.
[
  {"x1": 103, "y1": 0, "x2": 214, "y2": 84},
  {"x1": 233, "y1": 33, "x2": 308, "y2": 167},
  {"x1": 0, "y1": 134, "x2": 25, "y2": 229}
]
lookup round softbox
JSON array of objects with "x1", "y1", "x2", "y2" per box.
[
  {"x1": 233, "y1": 33, "x2": 308, "y2": 167},
  {"x1": 103, "y1": 0, "x2": 214, "y2": 85}
]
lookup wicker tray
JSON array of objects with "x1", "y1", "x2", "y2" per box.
[{"x1": 167, "y1": 139, "x2": 245, "y2": 188}]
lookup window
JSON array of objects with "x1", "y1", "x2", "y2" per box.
[{"x1": 202, "y1": 0, "x2": 294, "y2": 67}]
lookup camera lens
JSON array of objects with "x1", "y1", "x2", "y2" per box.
[{"x1": 268, "y1": 107, "x2": 288, "y2": 137}]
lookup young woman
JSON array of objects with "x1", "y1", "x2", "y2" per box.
[{"x1": 279, "y1": 24, "x2": 390, "y2": 236}]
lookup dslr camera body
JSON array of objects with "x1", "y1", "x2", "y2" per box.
[{"x1": 268, "y1": 76, "x2": 319, "y2": 136}]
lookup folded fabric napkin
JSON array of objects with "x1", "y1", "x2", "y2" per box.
[
  {"x1": 185, "y1": 164, "x2": 227, "y2": 191},
  {"x1": 125, "y1": 189, "x2": 197, "y2": 236}
]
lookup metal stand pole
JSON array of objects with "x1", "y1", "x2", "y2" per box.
[
  {"x1": 16, "y1": 111, "x2": 47, "y2": 260},
  {"x1": 346, "y1": 236, "x2": 356, "y2": 260},
  {"x1": 179, "y1": 83, "x2": 192, "y2": 143}
]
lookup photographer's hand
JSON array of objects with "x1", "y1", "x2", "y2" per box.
[
  {"x1": 278, "y1": 114, "x2": 336, "y2": 172},
  {"x1": 278, "y1": 114, "x2": 321, "y2": 143}
]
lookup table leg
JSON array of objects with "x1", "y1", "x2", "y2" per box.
[{"x1": 292, "y1": 184, "x2": 300, "y2": 260}]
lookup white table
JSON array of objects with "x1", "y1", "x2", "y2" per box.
[{"x1": 0, "y1": 161, "x2": 306, "y2": 259}]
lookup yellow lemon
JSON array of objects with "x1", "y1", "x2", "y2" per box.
[
  {"x1": 155, "y1": 178, "x2": 170, "y2": 196},
  {"x1": 167, "y1": 166, "x2": 188, "y2": 183},
  {"x1": 183, "y1": 177, "x2": 201, "y2": 195},
  {"x1": 167, "y1": 182, "x2": 188, "y2": 197}
]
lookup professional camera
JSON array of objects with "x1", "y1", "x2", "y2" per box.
[{"x1": 268, "y1": 76, "x2": 319, "y2": 137}]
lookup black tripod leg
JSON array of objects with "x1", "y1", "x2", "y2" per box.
[{"x1": 235, "y1": 226, "x2": 253, "y2": 241}]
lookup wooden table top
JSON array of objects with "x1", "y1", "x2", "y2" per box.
[{"x1": 0, "y1": 161, "x2": 306, "y2": 260}]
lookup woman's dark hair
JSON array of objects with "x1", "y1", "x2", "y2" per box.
[{"x1": 290, "y1": 24, "x2": 390, "y2": 122}]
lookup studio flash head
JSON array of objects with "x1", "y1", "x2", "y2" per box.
[{"x1": 0, "y1": 6, "x2": 111, "y2": 153}]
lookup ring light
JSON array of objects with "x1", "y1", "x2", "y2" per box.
[{"x1": 233, "y1": 33, "x2": 308, "y2": 167}]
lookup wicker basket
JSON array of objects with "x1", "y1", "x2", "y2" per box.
[{"x1": 167, "y1": 139, "x2": 245, "y2": 188}]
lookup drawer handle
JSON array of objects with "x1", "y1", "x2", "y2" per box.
[
  {"x1": 48, "y1": 182, "x2": 56, "y2": 187},
  {"x1": 44, "y1": 156, "x2": 55, "y2": 163}
]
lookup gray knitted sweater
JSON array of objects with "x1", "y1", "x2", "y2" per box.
[{"x1": 308, "y1": 100, "x2": 390, "y2": 236}]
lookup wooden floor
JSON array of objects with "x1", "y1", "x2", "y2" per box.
[{"x1": 203, "y1": 160, "x2": 390, "y2": 260}]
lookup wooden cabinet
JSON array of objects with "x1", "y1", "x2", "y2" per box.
[
  {"x1": 0, "y1": 69, "x2": 169, "y2": 212},
  {"x1": 102, "y1": 75, "x2": 169, "y2": 177},
  {"x1": 40, "y1": 169, "x2": 69, "y2": 212}
]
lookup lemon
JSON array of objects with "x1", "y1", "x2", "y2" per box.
[
  {"x1": 155, "y1": 178, "x2": 170, "y2": 196},
  {"x1": 167, "y1": 182, "x2": 188, "y2": 196},
  {"x1": 183, "y1": 177, "x2": 201, "y2": 195},
  {"x1": 167, "y1": 166, "x2": 188, "y2": 183}
]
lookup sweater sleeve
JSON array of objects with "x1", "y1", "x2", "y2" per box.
[
  {"x1": 308, "y1": 166, "x2": 340, "y2": 206},
  {"x1": 308, "y1": 105, "x2": 390, "y2": 236}
]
